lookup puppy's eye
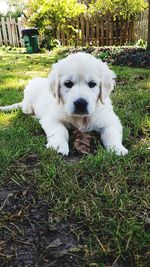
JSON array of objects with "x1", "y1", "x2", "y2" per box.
[
  {"x1": 64, "y1": 81, "x2": 74, "y2": 88},
  {"x1": 88, "y1": 81, "x2": 97, "y2": 88}
]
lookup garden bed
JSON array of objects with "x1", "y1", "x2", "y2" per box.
[{"x1": 55, "y1": 46, "x2": 150, "y2": 68}]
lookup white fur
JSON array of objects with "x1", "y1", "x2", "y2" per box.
[{"x1": 1, "y1": 52, "x2": 128, "y2": 156}]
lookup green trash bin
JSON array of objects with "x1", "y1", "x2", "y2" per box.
[{"x1": 22, "y1": 28, "x2": 39, "y2": 54}]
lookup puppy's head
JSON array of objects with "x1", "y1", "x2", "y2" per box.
[{"x1": 48, "y1": 52, "x2": 115, "y2": 116}]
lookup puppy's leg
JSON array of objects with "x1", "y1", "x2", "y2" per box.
[
  {"x1": 100, "y1": 115, "x2": 128, "y2": 156},
  {"x1": 40, "y1": 117, "x2": 69, "y2": 156},
  {"x1": 100, "y1": 127, "x2": 128, "y2": 155},
  {"x1": 22, "y1": 99, "x2": 34, "y2": 115}
]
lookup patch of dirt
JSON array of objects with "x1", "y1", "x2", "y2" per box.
[
  {"x1": 7, "y1": 153, "x2": 40, "y2": 177},
  {"x1": 116, "y1": 77, "x2": 128, "y2": 86},
  {"x1": 0, "y1": 181, "x2": 86, "y2": 267},
  {"x1": 133, "y1": 74, "x2": 145, "y2": 81}
]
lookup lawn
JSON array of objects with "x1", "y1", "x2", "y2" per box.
[{"x1": 0, "y1": 48, "x2": 150, "y2": 267}]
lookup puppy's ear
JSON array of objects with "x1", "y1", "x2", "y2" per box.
[
  {"x1": 100, "y1": 63, "x2": 116, "y2": 104},
  {"x1": 48, "y1": 65, "x2": 60, "y2": 104}
]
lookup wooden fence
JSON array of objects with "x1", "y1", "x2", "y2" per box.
[
  {"x1": 0, "y1": 16, "x2": 23, "y2": 47},
  {"x1": 134, "y1": 9, "x2": 148, "y2": 41},
  {"x1": 56, "y1": 15, "x2": 134, "y2": 46},
  {"x1": 0, "y1": 11, "x2": 148, "y2": 48},
  {"x1": 56, "y1": 10, "x2": 148, "y2": 46}
]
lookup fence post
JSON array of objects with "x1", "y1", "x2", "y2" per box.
[
  {"x1": 129, "y1": 21, "x2": 135, "y2": 43},
  {"x1": 96, "y1": 14, "x2": 100, "y2": 47},
  {"x1": 1, "y1": 17, "x2": 8, "y2": 45},
  {"x1": 80, "y1": 14, "x2": 85, "y2": 46},
  {"x1": 86, "y1": 15, "x2": 90, "y2": 46},
  {"x1": 18, "y1": 18, "x2": 25, "y2": 47},
  {"x1": 106, "y1": 17, "x2": 109, "y2": 45},
  {"x1": 91, "y1": 15, "x2": 95, "y2": 46},
  {"x1": 76, "y1": 17, "x2": 80, "y2": 46},
  {"x1": 6, "y1": 16, "x2": 13, "y2": 46},
  {"x1": 0, "y1": 27, "x2": 2, "y2": 46},
  {"x1": 109, "y1": 16, "x2": 114, "y2": 46},
  {"x1": 100, "y1": 18, "x2": 104, "y2": 46}
]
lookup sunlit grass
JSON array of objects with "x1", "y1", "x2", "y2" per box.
[{"x1": 0, "y1": 112, "x2": 17, "y2": 126}]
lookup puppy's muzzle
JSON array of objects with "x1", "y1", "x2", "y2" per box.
[{"x1": 73, "y1": 98, "x2": 88, "y2": 115}]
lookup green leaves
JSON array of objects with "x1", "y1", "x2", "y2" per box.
[
  {"x1": 28, "y1": 0, "x2": 86, "y2": 31},
  {"x1": 89, "y1": 0, "x2": 148, "y2": 20}
]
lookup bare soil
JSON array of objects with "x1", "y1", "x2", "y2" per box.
[{"x1": 0, "y1": 181, "x2": 86, "y2": 267}]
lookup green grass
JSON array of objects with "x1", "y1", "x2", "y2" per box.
[{"x1": 0, "y1": 48, "x2": 150, "y2": 267}]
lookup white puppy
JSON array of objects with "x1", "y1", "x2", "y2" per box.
[{"x1": 0, "y1": 52, "x2": 128, "y2": 156}]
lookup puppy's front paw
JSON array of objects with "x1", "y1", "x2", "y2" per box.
[
  {"x1": 46, "y1": 139, "x2": 69, "y2": 156},
  {"x1": 114, "y1": 146, "x2": 128, "y2": 156},
  {"x1": 107, "y1": 145, "x2": 128, "y2": 156}
]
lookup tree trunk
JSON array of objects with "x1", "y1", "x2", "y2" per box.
[{"x1": 147, "y1": 0, "x2": 150, "y2": 49}]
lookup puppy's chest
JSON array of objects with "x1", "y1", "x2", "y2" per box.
[{"x1": 63, "y1": 117, "x2": 92, "y2": 132}]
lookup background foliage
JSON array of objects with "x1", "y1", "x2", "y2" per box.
[
  {"x1": 89, "y1": 0, "x2": 147, "y2": 20},
  {"x1": 27, "y1": 0, "x2": 86, "y2": 32},
  {"x1": 2, "y1": 0, "x2": 148, "y2": 48}
]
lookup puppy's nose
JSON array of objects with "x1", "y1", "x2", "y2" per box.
[{"x1": 74, "y1": 98, "x2": 88, "y2": 114}]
